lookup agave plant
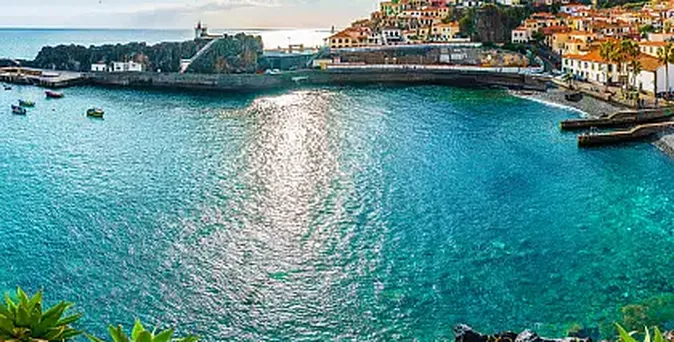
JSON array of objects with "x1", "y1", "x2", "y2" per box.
[
  {"x1": 86, "y1": 319, "x2": 198, "y2": 342},
  {"x1": 616, "y1": 323, "x2": 665, "y2": 342},
  {"x1": 0, "y1": 287, "x2": 82, "y2": 341}
]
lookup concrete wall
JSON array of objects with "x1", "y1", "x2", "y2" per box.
[{"x1": 86, "y1": 69, "x2": 547, "y2": 92}]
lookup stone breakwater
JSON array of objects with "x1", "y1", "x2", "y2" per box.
[
  {"x1": 85, "y1": 69, "x2": 548, "y2": 91},
  {"x1": 514, "y1": 88, "x2": 674, "y2": 156}
]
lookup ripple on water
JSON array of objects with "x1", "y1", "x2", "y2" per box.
[{"x1": 2, "y1": 85, "x2": 674, "y2": 340}]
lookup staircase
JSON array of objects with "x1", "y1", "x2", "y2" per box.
[{"x1": 180, "y1": 38, "x2": 222, "y2": 73}]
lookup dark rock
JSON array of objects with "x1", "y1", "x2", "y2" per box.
[
  {"x1": 454, "y1": 325, "x2": 517, "y2": 342},
  {"x1": 455, "y1": 325, "x2": 592, "y2": 342}
]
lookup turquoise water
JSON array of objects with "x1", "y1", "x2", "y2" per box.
[
  {"x1": 0, "y1": 28, "x2": 329, "y2": 60},
  {"x1": 2, "y1": 84, "x2": 674, "y2": 340}
]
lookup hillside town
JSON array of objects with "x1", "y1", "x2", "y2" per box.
[
  {"x1": 509, "y1": 0, "x2": 674, "y2": 100},
  {"x1": 323, "y1": 0, "x2": 674, "y2": 102}
]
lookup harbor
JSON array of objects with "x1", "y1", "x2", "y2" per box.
[{"x1": 0, "y1": 67, "x2": 84, "y2": 88}]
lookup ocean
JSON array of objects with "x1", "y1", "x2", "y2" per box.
[{"x1": 2, "y1": 30, "x2": 674, "y2": 341}]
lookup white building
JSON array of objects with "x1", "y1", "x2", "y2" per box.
[
  {"x1": 91, "y1": 63, "x2": 107, "y2": 72},
  {"x1": 511, "y1": 26, "x2": 529, "y2": 43},
  {"x1": 382, "y1": 27, "x2": 403, "y2": 45},
  {"x1": 563, "y1": 49, "x2": 674, "y2": 95},
  {"x1": 560, "y1": 4, "x2": 591, "y2": 15},
  {"x1": 111, "y1": 61, "x2": 144, "y2": 73}
]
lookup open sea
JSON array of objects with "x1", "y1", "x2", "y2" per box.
[{"x1": 2, "y1": 29, "x2": 674, "y2": 340}]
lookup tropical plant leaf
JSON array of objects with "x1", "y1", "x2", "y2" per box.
[
  {"x1": 136, "y1": 330, "x2": 152, "y2": 342},
  {"x1": 56, "y1": 313, "x2": 83, "y2": 326},
  {"x1": 616, "y1": 323, "x2": 638, "y2": 342},
  {"x1": 43, "y1": 325, "x2": 66, "y2": 340},
  {"x1": 131, "y1": 319, "x2": 145, "y2": 340},
  {"x1": 644, "y1": 326, "x2": 651, "y2": 342},
  {"x1": 153, "y1": 328, "x2": 174, "y2": 342},
  {"x1": 15, "y1": 306, "x2": 30, "y2": 327},
  {"x1": 654, "y1": 326, "x2": 664, "y2": 342},
  {"x1": 108, "y1": 325, "x2": 130, "y2": 342},
  {"x1": 86, "y1": 333, "x2": 105, "y2": 342},
  {"x1": 176, "y1": 335, "x2": 200, "y2": 342}
]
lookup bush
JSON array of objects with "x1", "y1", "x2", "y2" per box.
[
  {"x1": 86, "y1": 319, "x2": 198, "y2": 342},
  {"x1": 0, "y1": 287, "x2": 83, "y2": 341}
]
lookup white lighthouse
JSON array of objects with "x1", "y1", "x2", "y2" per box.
[{"x1": 194, "y1": 21, "x2": 208, "y2": 40}]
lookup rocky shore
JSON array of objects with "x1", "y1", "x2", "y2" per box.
[
  {"x1": 455, "y1": 325, "x2": 593, "y2": 342},
  {"x1": 511, "y1": 88, "x2": 626, "y2": 119}
]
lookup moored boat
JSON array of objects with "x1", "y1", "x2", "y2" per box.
[
  {"x1": 18, "y1": 100, "x2": 35, "y2": 107},
  {"x1": 11, "y1": 105, "x2": 26, "y2": 115},
  {"x1": 45, "y1": 91, "x2": 64, "y2": 99},
  {"x1": 86, "y1": 107, "x2": 104, "y2": 118}
]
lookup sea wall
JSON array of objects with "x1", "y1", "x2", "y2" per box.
[{"x1": 86, "y1": 69, "x2": 547, "y2": 91}]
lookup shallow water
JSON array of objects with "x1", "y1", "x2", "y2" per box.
[{"x1": 2, "y1": 85, "x2": 674, "y2": 340}]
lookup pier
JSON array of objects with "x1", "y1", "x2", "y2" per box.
[
  {"x1": 561, "y1": 108, "x2": 674, "y2": 130},
  {"x1": 0, "y1": 67, "x2": 85, "y2": 88},
  {"x1": 578, "y1": 121, "x2": 674, "y2": 147}
]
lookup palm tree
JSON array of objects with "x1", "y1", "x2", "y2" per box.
[
  {"x1": 616, "y1": 39, "x2": 640, "y2": 92},
  {"x1": 599, "y1": 40, "x2": 617, "y2": 85},
  {"x1": 628, "y1": 59, "x2": 642, "y2": 106},
  {"x1": 657, "y1": 42, "x2": 673, "y2": 96}
]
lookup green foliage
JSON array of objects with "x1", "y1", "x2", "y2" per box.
[
  {"x1": 615, "y1": 324, "x2": 664, "y2": 342},
  {"x1": 639, "y1": 24, "x2": 655, "y2": 36},
  {"x1": 0, "y1": 287, "x2": 82, "y2": 341},
  {"x1": 619, "y1": 294, "x2": 674, "y2": 332},
  {"x1": 457, "y1": 4, "x2": 529, "y2": 43},
  {"x1": 86, "y1": 319, "x2": 198, "y2": 342},
  {"x1": 531, "y1": 30, "x2": 545, "y2": 43},
  {"x1": 30, "y1": 34, "x2": 264, "y2": 74},
  {"x1": 31, "y1": 40, "x2": 209, "y2": 72}
]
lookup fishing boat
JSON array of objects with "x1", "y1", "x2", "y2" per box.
[
  {"x1": 86, "y1": 107, "x2": 104, "y2": 118},
  {"x1": 565, "y1": 92, "x2": 583, "y2": 102},
  {"x1": 45, "y1": 91, "x2": 64, "y2": 99},
  {"x1": 18, "y1": 100, "x2": 35, "y2": 107},
  {"x1": 11, "y1": 105, "x2": 26, "y2": 115}
]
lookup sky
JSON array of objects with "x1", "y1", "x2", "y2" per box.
[{"x1": 0, "y1": 0, "x2": 378, "y2": 29}]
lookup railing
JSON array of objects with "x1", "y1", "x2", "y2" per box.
[{"x1": 325, "y1": 63, "x2": 545, "y2": 74}]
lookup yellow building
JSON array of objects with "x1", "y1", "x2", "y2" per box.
[{"x1": 431, "y1": 22, "x2": 461, "y2": 41}]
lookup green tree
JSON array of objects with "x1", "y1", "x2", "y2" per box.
[
  {"x1": 599, "y1": 40, "x2": 617, "y2": 84},
  {"x1": 639, "y1": 24, "x2": 655, "y2": 37},
  {"x1": 657, "y1": 42, "x2": 674, "y2": 95},
  {"x1": 0, "y1": 287, "x2": 83, "y2": 341}
]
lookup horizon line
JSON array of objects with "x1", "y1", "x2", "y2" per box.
[{"x1": 0, "y1": 26, "x2": 334, "y2": 31}]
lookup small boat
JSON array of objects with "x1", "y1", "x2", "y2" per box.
[
  {"x1": 18, "y1": 100, "x2": 35, "y2": 107},
  {"x1": 565, "y1": 92, "x2": 583, "y2": 102},
  {"x1": 86, "y1": 107, "x2": 104, "y2": 118},
  {"x1": 4, "y1": 85, "x2": 12, "y2": 91},
  {"x1": 11, "y1": 105, "x2": 26, "y2": 115},
  {"x1": 45, "y1": 91, "x2": 64, "y2": 99}
]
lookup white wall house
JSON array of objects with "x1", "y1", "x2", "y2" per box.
[
  {"x1": 634, "y1": 59, "x2": 674, "y2": 95},
  {"x1": 511, "y1": 26, "x2": 529, "y2": 43},
  {"x1": 563, "y1": 50, "x2": 674, "y2": 95},
  {"x1": 111, "y1": 61, "x2": 144, "y2": 73},
  {"x1": 91, "y1": 63, "x2": 107, "y2": 72},
  {"x1": 562, "y1": 50, "x2": 621, "y2": 84}
]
